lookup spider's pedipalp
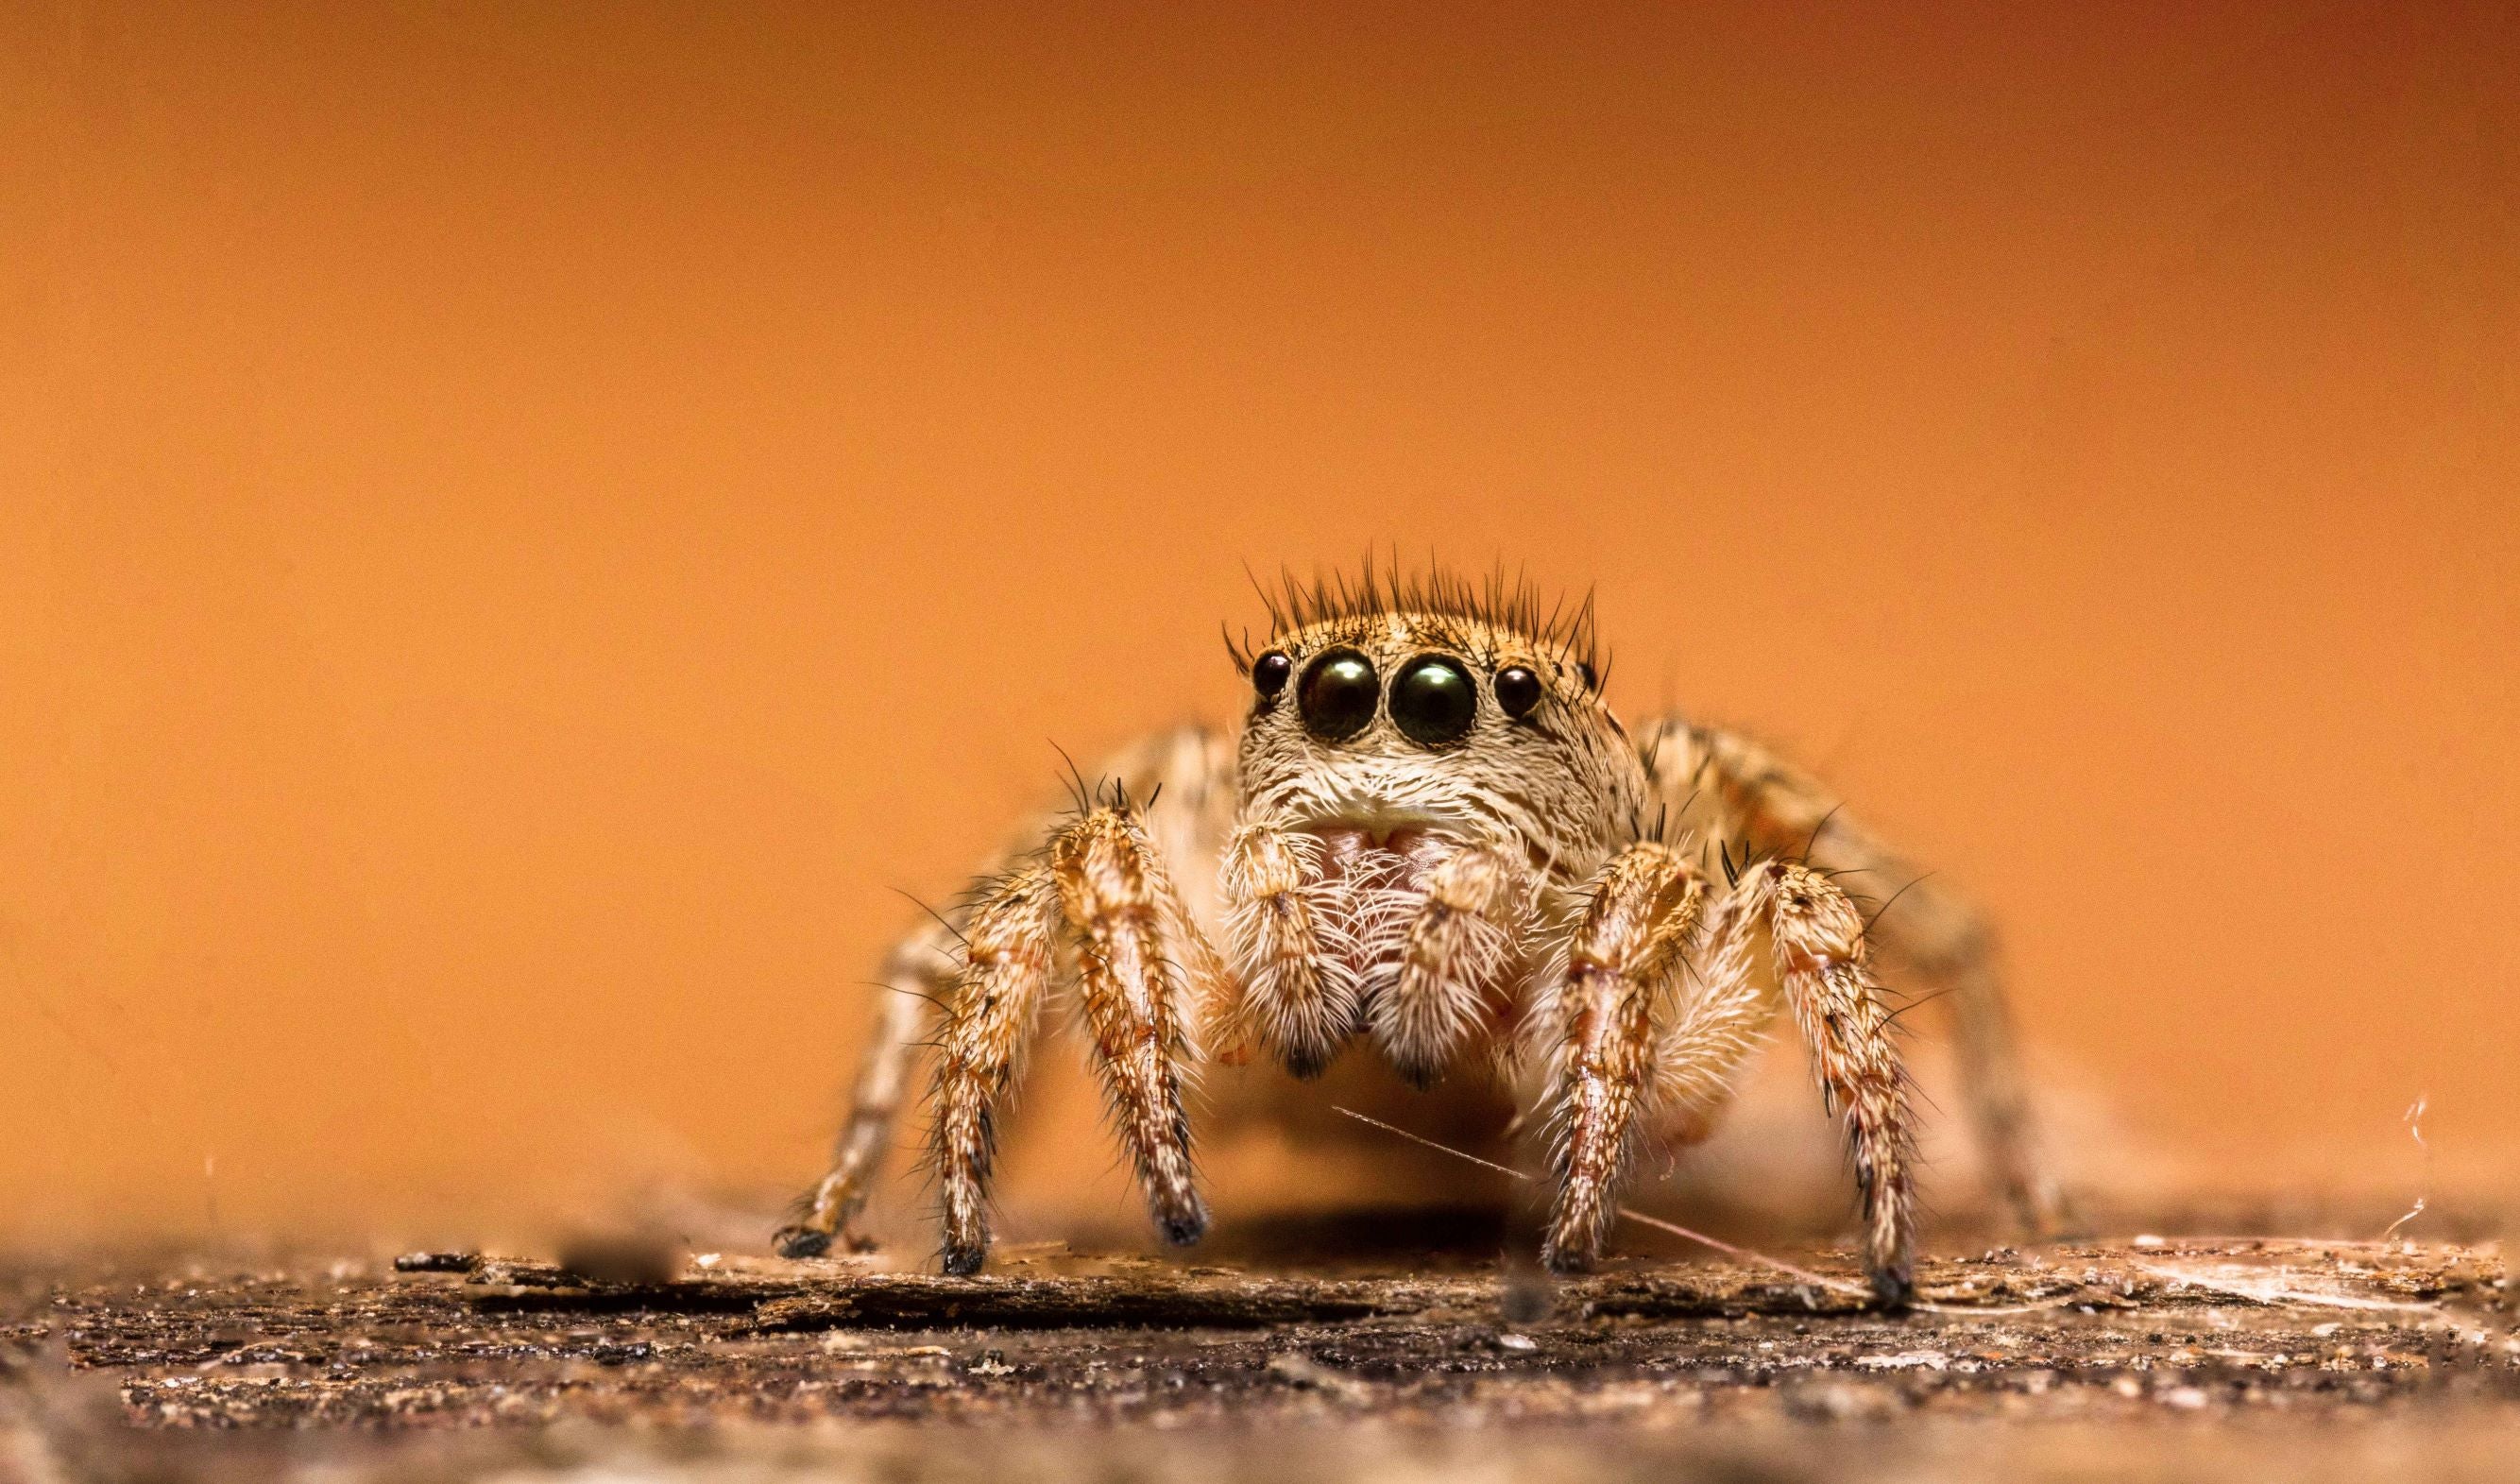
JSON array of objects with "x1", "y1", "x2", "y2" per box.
[
  {"x1": 1538, "y1": 844, "x2": 1707, "y2": 1271},
  {"x1": 1053, "y1": 810, "x2": 1209, "y2": 1248},
  {"x1": 1374, "y1": 845, "x2": 1531, "y2": 1088},
  {"x1": 1221, "y1": 824, "x2": 1360, "y2": 1078}
]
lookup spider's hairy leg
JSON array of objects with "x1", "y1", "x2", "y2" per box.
[
  {"x1": 1220, "y1": 824, "x2": 1358, "y2": 1078},
  {"x1": 1539, "y1": 844, "x2": 1707, "y2": 1272},
  {"x1": 776, "y1": 723, "x2": 1237, "y2": 1270},
  {"x1": 1745, "y1": 858, "x2": 1918, "y2": 1308},
  {"x1": 1374, "y1": 845, "x2": 1531, "y2": 1089},
  {"x1": 1647, "y1": 720, "x2": 2065, "y2": 1234},
  {"x1": 1915, "y1": 916, "x2": 2058, "y2": 1228},
  {"x1": 1054, "y1": 809, "x2": 1211, "y2": 1249},
  {"x1": 928, "y1": 867, "x2": 1064, "y2": 1274},
  {"x1": 774, "y1": 924, "x2": 957, "y2": 1258}
]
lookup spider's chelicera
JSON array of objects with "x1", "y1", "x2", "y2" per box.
[{"x1": 776, "y1": 568, "x2": 2061, "y2": 1308}]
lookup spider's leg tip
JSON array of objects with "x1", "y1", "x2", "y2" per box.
[
  {"x1": 940, "y1": 1246, "x2": 986, "y2": 1277},
  {"x1": 771, "y1": 1224, "x2": 833, "y2": 1259},
  {"x1": 1538, "y1": 1237, "x2": 1597, "y2": 1276}
]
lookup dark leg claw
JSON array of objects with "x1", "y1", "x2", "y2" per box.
[{"x1": 771, "y1": 1224, "x2": 833, "y2": 1259}]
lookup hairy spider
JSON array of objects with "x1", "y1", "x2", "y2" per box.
[{"x1": 775, "y1": 569, "x2": 2061, "y2": 1306}]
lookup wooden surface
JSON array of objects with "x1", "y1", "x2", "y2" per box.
[{"x1": 2, "y1": 1237, "x2": 2512, "y2": 1481}]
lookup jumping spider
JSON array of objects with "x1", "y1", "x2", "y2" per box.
[{"x1": 778, "y1": 570, "x2": 2059, "y2": 1306}]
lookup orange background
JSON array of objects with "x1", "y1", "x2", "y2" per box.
[{"x1": 4, "y1": 2, "x2": 2515, "y2": 1243}]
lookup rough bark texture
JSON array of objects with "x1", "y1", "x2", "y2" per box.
[{"x1": 2, "y1": 1238, "x2": 2512, "y2": 1482}]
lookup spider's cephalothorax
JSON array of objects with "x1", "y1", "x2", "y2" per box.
[{"x1": 776, "y1": 571, "x2": 2062, "y2": 1309}]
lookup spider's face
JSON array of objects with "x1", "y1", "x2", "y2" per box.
[{"x1": 1233, "y1": 609, "x2": 1644, "y2": 885}]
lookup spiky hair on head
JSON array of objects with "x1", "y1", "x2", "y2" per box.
[{"x1": 1221, "y1": 555, "x2": 1605, "y2": 691}]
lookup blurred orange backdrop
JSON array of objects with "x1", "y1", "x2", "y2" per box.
[{"x1": 3, "y1": 2, "x2": 2515, "y2": 1242}]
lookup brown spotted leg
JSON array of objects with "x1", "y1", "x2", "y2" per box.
[
  {"x1": 1539, "y1": 844, "x2": 1708, "y2": 1271},
  {"x1": 1646, "y1": 720, "x2": 2066, "y2": 1234},
  {"x1": 774, "y1": 926, "x2": 956, "y2": 1258},
  {"x1": 1743, "y1": 858, "x2": 1918, "y2": 1306},
  {"x1": 1913, "y1": 924, "x2": 2058, "y2": 1230},
  {"x1": 1540, "y1": 846, "x2": 1917, "y2": 1305},
  {"x1": 778, "y1": 726, "x2": 1239, "y2": 1269},
  {"x1": 1051, "y1": 810, "x2": 1210, "y2": 1250},
  {"x1": 923, "y1": 801, "x2": 1230, "y2": 1275},
  {"x1": 928, "y1": 868, "x2": 1064, "y2": 1272}
]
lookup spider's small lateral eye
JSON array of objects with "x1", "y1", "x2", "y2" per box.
[
  {"x1": 1493, "y1": 666, "x2": 1543, "y2": 720},
  {"x1": 1390, "y1": 655, "x2": 1477, "y2": 747},
  {"x1": 1297, "y1": 649, "x2": 1379, "y2": 742},
  {"x1": 1251, "y1": 650, "x2": 1293, "y2": 699}
]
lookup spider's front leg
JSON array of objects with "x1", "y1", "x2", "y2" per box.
[
  {"x1": 1050, "y1": 810, "x2": 1213, "y2": 1249},
  {"x1": 1538, "y1": 851, "x2": 1918, "y2": 1308},
  {"x1": 1719, "y1": 859, "x2": 1918, "y2": 1306},
  {"x1": 929, "y1": 868, "x2": 1062, "y2": 1269},
  {"x1": 932, "y1": 804, "x2": 1226, "y2": 1273},
  {"x1": 1537, "y1": 844, "x2": 1708, "y2": 1271},
  {"x1": 1646, "y1": 720, "x2": 2064, "y2": 1233},
  {"x1": 775, "y1": 726, "x2": 1235, "y2": 1265}
]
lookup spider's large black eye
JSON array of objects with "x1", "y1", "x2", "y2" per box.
[
  {"x1": 1251, "y1": 651, "x2": 1292, "y2": 699},
  {"x1": 1390, "y1": 655, "x2": 1478, "y2": 747},
  {"x1": 1297, "y1": 649, "x2": 1379, "y2": 742},
  {"x1": 1493, "y1": 666, "x2": 1543, "y2": 720}
]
